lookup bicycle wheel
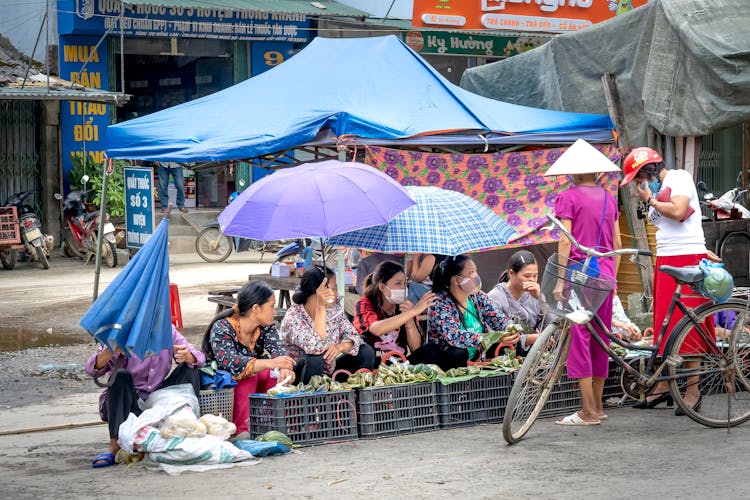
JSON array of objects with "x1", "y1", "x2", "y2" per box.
[
  {"x1": 666, "y1": 300, "x2": 750, "y2": 428},
  {"x1": 503, "y1": 321, "x2": 571, "y2": 444},
  {"x1": 195, "y1": 227, "x2": 232, "y2": 263}
]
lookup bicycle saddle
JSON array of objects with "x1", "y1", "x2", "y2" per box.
[{"x1": 658, "y1": 265, "x2": 703, "y2": 284}]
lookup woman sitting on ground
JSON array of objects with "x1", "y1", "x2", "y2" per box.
[
  {"x1": 427, "y1": 254, "x2": 518, "y2": 370},
  {"x1": 201, "y1": 281, "x2": 296, "y2": 438},
  {"x1": 353, "y1": 261, "x2": 439, "y2": 366},
  {"x1": 279, "y1": 267, "x2": 375, "y2": 383},
  {"x1": 487, "y1": 250, "x2": 545, "y2": 354}
]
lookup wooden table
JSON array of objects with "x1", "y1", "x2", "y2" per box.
[{"x1": 247, "y1": 273, "x2": 301, "y2": 309}]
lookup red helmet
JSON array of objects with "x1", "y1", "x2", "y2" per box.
[{"x1": 621, "y1": 147, "x2": 663, "y2": 185}]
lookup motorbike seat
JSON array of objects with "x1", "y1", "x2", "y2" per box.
[{"x1": 83, "y1": 210, "x2": 100, "y2": 222}]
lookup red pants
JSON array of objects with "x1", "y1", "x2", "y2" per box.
[
  {"x1": 653, "y1": 254, "x2": 713, "y2": 355},
  {"x1": 232, "y1": 369, "x2": 274, "y2": 435}
]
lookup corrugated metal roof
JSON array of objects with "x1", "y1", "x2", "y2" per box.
[
  {"x1": 0, "y1": 84, "x2": 130, "y2": 104},
  {"x1": 123, "y1": 0, "x2": 368, "y2": 17}
]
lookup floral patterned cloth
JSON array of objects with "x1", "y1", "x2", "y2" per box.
[
  {"x1": 365, "y1": 145, "x2": 620, "y2": 247},
  {"x1": 208, "y1": 316, "x2": 287, "y2": 380},
  {"x1": 427, "y1": 291, "x2": 510, "y2": 351},
  {"x1": 279, "y1": 304, "x2": 362, "y2": 374}
]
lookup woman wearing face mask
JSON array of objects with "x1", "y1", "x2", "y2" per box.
[
  {"x1": 353, "y1": 261, "x2": 439, "y2": 366},
  {"x1": 279, "y1": 267, "x2": 375, "y2": 384},
  {"x1": 621, "y1": 147, "x2": 715, "y2": 414},
  {"x1": 487, "y1": 250, "x2": 546, "y2": 354},
  {"x1": 427, "y1": 255, "x2": 517, "y2": 370}
]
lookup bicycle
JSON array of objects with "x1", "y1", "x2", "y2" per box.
[{"x1": 503, "y1": 214, "x2": 750, "y2": 444}]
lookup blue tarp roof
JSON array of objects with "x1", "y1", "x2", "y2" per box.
[{"x1": 106, "y1": 35, "x2": 613, "y2": 162}]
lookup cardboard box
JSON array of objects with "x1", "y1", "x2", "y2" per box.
[{"x1": 271, "y1": 262, "x2": 291, "y2": 277}]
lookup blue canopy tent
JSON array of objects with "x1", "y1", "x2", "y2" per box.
[{"x1": 106, "y1": 35, "x2": 613, "y2": 161}]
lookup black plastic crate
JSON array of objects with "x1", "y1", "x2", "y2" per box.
[
  {"x1": 357, "y1": 382, "x2": 438, "y2": 438},
  {"x1": 249, "y1": 390, "x2": 357, "y2": 446},
  {"x1": 436, "y1": 373, "x2": 513, "y2": 428},
  {"x1": 540, "y1": 372, "x2": 581, "y2": 418}
]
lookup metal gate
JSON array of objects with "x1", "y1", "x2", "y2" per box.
[{"x1": 0, "y1": 100, "x2": 43, "y2": 216}]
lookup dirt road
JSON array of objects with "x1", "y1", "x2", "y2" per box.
[{"x1": 1, "y1": 253, "x2": 748, "y2": 498}]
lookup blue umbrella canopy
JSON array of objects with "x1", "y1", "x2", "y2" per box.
[
  {"x1": 79, "y1": 218, "x2": 172, "y2": 358},
  {"x1": 218, "y1": 160, "x2": 415, "y2": 240},
  {"x1": 328, "y1": 186, "x2": 517, "y2": 255}
]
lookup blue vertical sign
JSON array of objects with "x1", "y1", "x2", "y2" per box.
[
  {"x1": 58, "y1": 34, "x2": 109, "y2": 188},
  {"x1": 124, "y1": 167, "x2": 155, "y2": 249}
]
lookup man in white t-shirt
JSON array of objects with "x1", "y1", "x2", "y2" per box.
[{"x1": 621, "y1": 147, "x2": 713, "y2": 413}]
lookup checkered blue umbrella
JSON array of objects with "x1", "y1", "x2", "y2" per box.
[{"x1": 328, "y1": 186, "x2": 516, "y2": 255}]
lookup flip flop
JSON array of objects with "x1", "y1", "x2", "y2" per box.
[
  {"x1": 598, "y1": 414, "x2": 609, "y2": 420},
  {"x1": 91, "y1": 452, "x2": 116, "y2": 468},
  {"x1": 555, "y1": 412, "x2": 601, "y2": 426}
]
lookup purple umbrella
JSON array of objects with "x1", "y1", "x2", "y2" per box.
[{"x1": 218, "y1": 160, "x2": 415, "y2": 241}]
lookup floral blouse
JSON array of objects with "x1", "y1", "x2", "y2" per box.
[
  {"x1": 208, "y1": 314, "x2": 287, "y2": 380},
  {"x1": 279, "y1": 303, "x2": 362, "y2": 374},
  {"x1": 427, "y1": 290, "x2": 510, "y2": 351}
]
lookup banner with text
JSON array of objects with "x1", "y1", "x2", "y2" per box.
[
  {"x1": 57, "y1": 0, "x2": 310, "y2": 42},
  {"x1": 59, "y1": 34, "x2": 109, "y2": 187},
  {"x1": 365, "y1": 144, "x2": 621, "y2": 248},
  {"x1": 402, "y1": 30, "x2": 548, "y2": 58},
  {"x1": 411, "y1": 0, "x2": 650, "y2": 33}
]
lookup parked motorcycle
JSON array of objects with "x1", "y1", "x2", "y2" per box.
[
  {"x1": 3, "y1": 192, "x2": 53, "y2": 269},
  {"x1": 272, "y1": 239, "x2": 337, "y2": 270},
  {"x1": 195, "y1": 190, "x2": 294, "y2": 263},
  {"x1": 195, "y1": 223, "x2": 269, "y2": 263},
  {"x1": 697, "y1": 175, "x2": 750, "y2": 221},
  {"x1": 55, "y1": 189, "x2": 118, "y2": 267}
]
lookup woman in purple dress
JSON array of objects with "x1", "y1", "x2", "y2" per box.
[{"x1": 545, "y1": 141, "x2": 622, "y2": 426}]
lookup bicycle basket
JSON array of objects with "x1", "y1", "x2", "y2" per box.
[{"x1": 540, "y1": 254, "x2": 617, "y2": 324}]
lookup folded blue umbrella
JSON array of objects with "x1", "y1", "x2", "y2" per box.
[{"x1": 79, "y1": 218, "x2": 172, "y2": 358}]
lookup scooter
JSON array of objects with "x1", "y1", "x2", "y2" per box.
[
  {"x1": 3, "y1": 191, "x2": 53, "y2": 269},
  {"x1": 272, "y1": 239, "x2": 337, "y2": 270},
  {"x1": 55, "y1": 184, "x2": 118, "y2": 267},
  {"x1": 697, "y1": 176, "x2": 750, "y2": 221},
  {"x1": 195, "y1": 191, "x2": 294, "y2": 263}
]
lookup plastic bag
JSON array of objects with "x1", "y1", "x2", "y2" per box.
[
  {"x1": 696, "y1": 259, "x2": 734, "y2": 303},
  {"x1": 135, "y1": 425, "x2": 252, "y2": 465},
  {"x1": 567, "y1": 257, "x2": 600, "y2": 285},
  {"x1": 160, "y1": 406, "x2": 207, "y2": 439},
  {"x1": 232, "y1": 439, "x2": 290, "y2": 457},
  {"x1": 141, "y1": 383, "x2": 200, "y2": 417},
  {"x1": 199, "y1": 414, "x2": 236, "y2": 441}
]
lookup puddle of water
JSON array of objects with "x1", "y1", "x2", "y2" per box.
[{"x1": 0, "y1": 327, "x2": 90, "y2": 352}]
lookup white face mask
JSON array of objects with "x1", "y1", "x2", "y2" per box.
[{"x1": 385, "y1": 286, "x2": 407, "y2": 305}]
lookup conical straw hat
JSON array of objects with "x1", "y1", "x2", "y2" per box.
[{"x1": 544, "y1": 139, "x2": 621, "y2": 176}]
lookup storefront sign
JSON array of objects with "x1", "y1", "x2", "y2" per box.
[
  {"x1": 58, "y1": 0, "x2": 311, "y2": 42},
  {"x1": 402, "y1": 30, "x2": 548, "y2": 57},
  {"x1": 251, "y1": 42, "x2": 295, "y2": 76},
  {"x1": 412, "y1": 0, "x2": 650, "y2": 33},
  {"x1": 124, "y1": 166, "x2": 155, "y2": 248},
  {"x1": 59, "y1": 34, "x2": 109, "y2": 184}
]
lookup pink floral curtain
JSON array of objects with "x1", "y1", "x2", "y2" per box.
[{"x1": 365, "y1": 144, "x2": 621, "y2": 247}]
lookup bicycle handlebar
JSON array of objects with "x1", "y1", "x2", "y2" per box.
[{"x1": 546, "y1": 214, "x2": 653, "y2": 259}]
